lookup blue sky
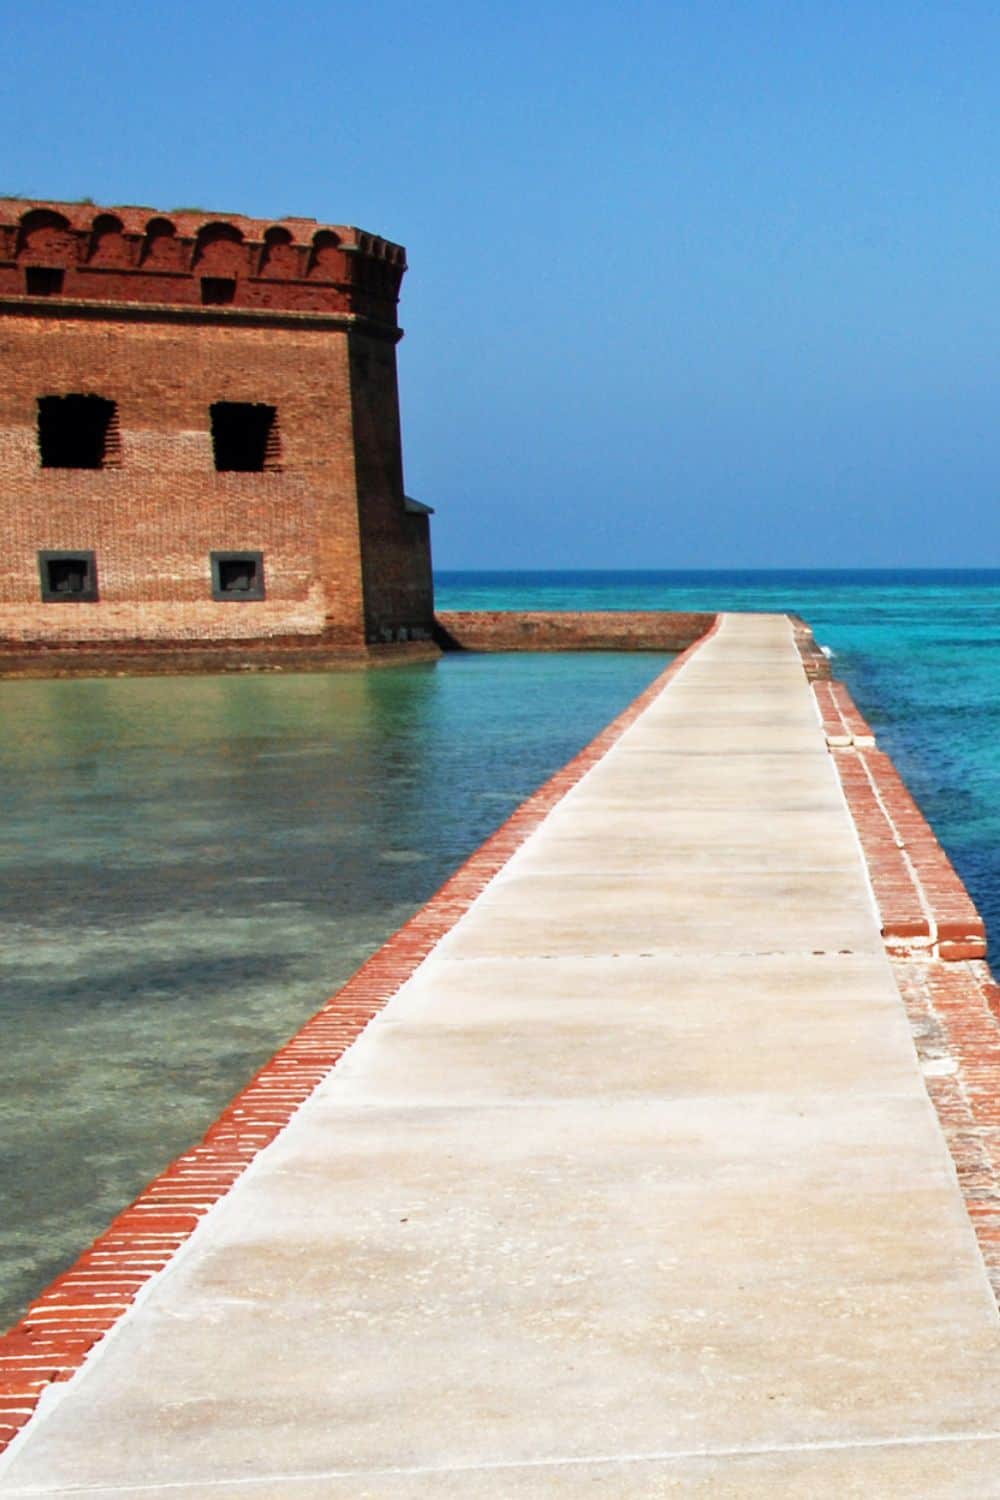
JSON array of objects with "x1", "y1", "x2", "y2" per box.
[{"x1": 6, "y1": 1, "x2": 1000, "y2": 568}]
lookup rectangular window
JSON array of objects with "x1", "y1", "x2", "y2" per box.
[
  {"x1": 201, "y1": 277, "x2": 236, "y2": 305},
  {"x1": 26, "y1": 266, "x2": 64, "y2": 296},
  {"x1": 211, "y1": 551, "x2": 265, "y2": 601},
  {"x1": 209, "y1": 402, "x2": 280, "y2": 472},
  {"x1": 38, "y1": 550, "x2": 98, "y2": 602},
  {"x1": 37, "y1": 395, "x2": 120, "y2": 469}
]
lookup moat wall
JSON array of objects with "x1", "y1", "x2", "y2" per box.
[
  {"x1": 0, "y1": 610, "x2": 718, "y2": 675},
  {"x1": 435, "y1": 609, "x2": 715, "y2": 653}
]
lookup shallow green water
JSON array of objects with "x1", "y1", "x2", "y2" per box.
[{"x1": 0, "y1": 651, "x2": 669, "y2": 1328}]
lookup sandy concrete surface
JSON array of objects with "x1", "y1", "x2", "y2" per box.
[{"x1": 2, "y1": 613, "x2": 998, "y2": 1497}]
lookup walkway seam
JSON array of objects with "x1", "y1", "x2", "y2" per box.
[
  {"x1": 7, "y1": 1426, "x2": 1000, "y2": 1495},
  {"x1": 0, "y1": 616, "x2": 721, "y2": 1458}
]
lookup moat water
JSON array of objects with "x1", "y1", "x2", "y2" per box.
[
  {"x1": 5, "y1": 567, "x2": 1000, "y2": 1330},
  {"x1": 0, "y1": 650, "x2": 669, "y2": 1328}
]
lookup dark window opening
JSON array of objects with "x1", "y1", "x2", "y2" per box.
[
  {"x1": 26, "y1": 266, "x2": 64, "y2": 296},
  {"x1": 201, "y1": 276, "x2": 236, "y2": 305},
  {"x1": 37, "y1": 395, "x2": 120, "y2": 469},
  {"x1": 209, "y1": 402, "x2": 280, "y2": 472},
  {"x1": 38, "y1": 550, "x2": 98, "y2": 602},
  {"x1": 211, "y1": 550, "x2": 265, "y2": 601}
]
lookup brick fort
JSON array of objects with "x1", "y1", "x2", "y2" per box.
[{"x1": 0, "y1": 198, "x2": 435, "y2": 669}]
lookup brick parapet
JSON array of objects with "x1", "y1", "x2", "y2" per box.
[
  {"x1": 0, "y1": 199, "x2": 404, "y2": 330},
  {"x1": 0, "y1": 620, "x2": 720, "y2": 1456}
]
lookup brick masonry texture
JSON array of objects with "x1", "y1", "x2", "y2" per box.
[
  {"x1": 0, "y1": 201, "x2": 405, "y2": 323},
  {"x1": 806, "y1": 659, "x2": 1000, "y2": 1309},
  {"x1": 790, "y1": 614, "x2": 833, "y2": 680},
  {"x1": 0, "y1": 198, "x2": 434, "y2": 655},
  {"x1": 434, "y1": 610, "x2": 715, "y2": 652},
  {"x1": 892, "y1": 959, "x2": 1000, "y2": 1307},
  {"x1": 809, "y1": 674, "x2": 987, "y2": 961},
  {"x1": 0, "y1": 619, "x2": 720, "y2": 1456}
]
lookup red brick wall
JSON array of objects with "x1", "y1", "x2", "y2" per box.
[
  {"x1": 350, "y1": 331, "x2": 434, "y2": 642},
  {"x1": 0, "y1": 313, "x2": 366, "y2": 643},
  {"x1": 0, "y1": 201, "x2": 404, "y2": 324},
  {"x1": 0, "y1": 198, "x2": 435, "y2": 652}
]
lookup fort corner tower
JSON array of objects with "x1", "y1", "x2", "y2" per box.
[{"x1": 0, "y1": 198, "x2": 434, "y2": 667}]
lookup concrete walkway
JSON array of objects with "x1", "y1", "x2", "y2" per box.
[{"x1": 3, "y1": 613, "x2": 999, "y2": 1497}]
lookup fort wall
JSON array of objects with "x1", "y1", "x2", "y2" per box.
[
  {"x1": 349, "y1": 330, "x2": 434, "y2": 642},
  {"x1": 0, "y1": 315, "x2": 357, "y2": 643},
  {"x1": 0, "y1": 199, "x2": 435, "y2": 658}
]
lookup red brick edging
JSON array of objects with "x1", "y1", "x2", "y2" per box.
[
  {"x1": 0, "y1": 618, "x2": 721, "y2": 1455},
  {"x1": 812, "y1": 677, "x2": 986, "y2": 962},
  {"x1": 811, "y1": 664, "x2": 1000, "y2": 1304},
  {"x1": 892, "y1": 959, "x2": 1000, "y2": 1306}
]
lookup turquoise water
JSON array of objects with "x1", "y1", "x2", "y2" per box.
[
  {"x1": 439, "y1": 570, "x2": 1000, "y2": 947},
  {"x1": 0, "y1": 651, "x2": 669, "y2": 1329}
]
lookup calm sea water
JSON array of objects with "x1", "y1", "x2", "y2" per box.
[
  {"x1": 0, "y1": 649, "x2": 669, "y2": 1328},
  {"x1": 3, "y1": 567, "x2": 998, "y2": 1330}
]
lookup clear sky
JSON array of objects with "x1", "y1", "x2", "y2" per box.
[{"x1": 6, "y1": 1, "x2": 1000, "y2": 568}]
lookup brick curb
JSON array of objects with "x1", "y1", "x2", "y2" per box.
[
  {"x1": 891, "y1": 958, "x2": 1000, "y2": 1307},
  {"x1": 811, "y1": 677, "x2": 986, "y2": 962},
  {"x1": 0, "y1": 618, "x2": 720, "y2": 1455},
  {"x1": 806, "y1": 659, "x2": 1000, "y2": 1307}
]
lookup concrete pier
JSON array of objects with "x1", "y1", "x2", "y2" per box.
[{"x1": 2, "y1": 613, "x2": 999, "y2": 1496}]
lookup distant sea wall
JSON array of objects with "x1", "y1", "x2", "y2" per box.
[
  {"x1": 434, "y1": 610, "x2": 715, "y2": 653},
  {"x1": 0, "y1": 611, "x2": 838, "y2": 676}
]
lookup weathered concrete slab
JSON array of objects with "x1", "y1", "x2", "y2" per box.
[
  {"x1": 327, "y1": 953, "x2": 921, "y2": 1102},
  {"x1": 572, "y1": 750, "x2": 846, "y2": 811},
  {"x1": 2, "y1": 613, "x2": 997, "y2": 1497},
  {"x1": 616, "y1": 724, "x2": 827, "y2": 753},
  {"x1": 5, "y1": 1093, "x2": 996, "y2": 1491},
  {"x1": 508, "y1": 806, "x2": 864, "y2": 872},
  {"x1": 436, "y1": 868, "x2": 884, "y2": 958}
]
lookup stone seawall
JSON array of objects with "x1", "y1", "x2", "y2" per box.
[
  {"x1": 0, "y1": 635, "x2": 440, "y2": 678},
  {"x1": 0, "y1": 610, "x2": 716, "y2": 676},
  {"x1": 435, "y1": 609, "x2": 715, "y2": 652}
]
